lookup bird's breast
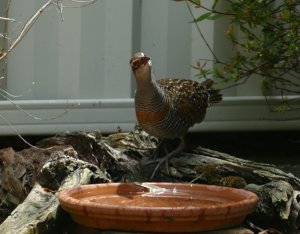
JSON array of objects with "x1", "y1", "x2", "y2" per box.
[{"x1": 135, "y1": 104, "x2": 169, "y2": 124}]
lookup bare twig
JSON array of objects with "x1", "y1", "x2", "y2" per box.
[
  {"x1": 0, "y1": 0, "x2": 94, "y2": 150},
  {"x1": 54, "y1": 0, "x2": 97, "y2": 9},
  {"x1": 0, "y1": 90, "x2": 79, "y2": 121},
  {"x1": 185, "y1": 1, "x2": 220, "y2": 63},
  {"x1": 0, "y1": 0, "x2": 53, "y2": 61},
  {"x1": 0, "y1": 0, "x2": 97, "y2": 59},
  {"x1": 0, "y1": 114, "x2": 44, "y2": 150},
  {"x1": 1, "y1": 0, "x2": 13, "y2": 54},
  {"x1": 0, "y1": 17, "x2": 15, "y2": 22},
  {"x1": 70, "y1": 0, "x2": 97, "y2": 4}
]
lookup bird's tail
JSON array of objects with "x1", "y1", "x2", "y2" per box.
[{"x1": 201, "y1": 79, "x2": 223, "y2": 105}]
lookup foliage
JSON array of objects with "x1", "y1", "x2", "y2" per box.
[{"x1": 178, "y1": 0, "x2": 300, "y2": 101}]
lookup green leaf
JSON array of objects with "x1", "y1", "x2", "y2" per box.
[
  {"x1": 194, "y1": 12, "x2": 212, "y2": 23},
  {"x1": 282, "y1": 9, "x2": 290, "y2": 20},
  {"x1": 274, "y1": 106, "x2": 289, "y2": 113},
  {"x1": 193, "y1": 12, "x2": 223, "y2": 23},
  {"x1": 261, "y1": 78, "x2": 271, "y2": 94},
  {"x1": 207, "y1": 13, "x2": 223, "y2": 20}
]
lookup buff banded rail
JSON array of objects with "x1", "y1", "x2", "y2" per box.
[{"x1": 130, "y1": 52, "x2": 222, "y2": 179}]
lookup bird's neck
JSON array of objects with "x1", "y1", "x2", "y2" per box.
[{"x1": 135, "y1": 78, "x2": 166, "y2": 112}]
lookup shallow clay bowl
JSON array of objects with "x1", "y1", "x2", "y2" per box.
[{"x1": 59, "y1": 183, "x2": 258, "y2": 233}]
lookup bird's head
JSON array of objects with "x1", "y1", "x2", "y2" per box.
[{"x1": 130, "y1": 52, "x2": 152, "y2": 81}]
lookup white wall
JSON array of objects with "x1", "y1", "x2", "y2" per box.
[
  {"x1": 5, "y1": 0, "x2": 249, "y2": 100},
  {"x1": 6, "y1": 0, "x2": 134, "y2": 99},
  {"x1": 0, "y1": 0, "x2": 299, "y2": 135},
  {"x1": 140, "y1": 0, "x2": 192, "y2": 80}
]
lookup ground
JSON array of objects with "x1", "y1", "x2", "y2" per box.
[{"x1": 0, "y1": 131, "x2": 299, "y2": 178}]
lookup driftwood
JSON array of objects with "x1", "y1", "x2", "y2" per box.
[
  {"x1": 0, "y1": 146, "x2": 110, "y2": 234},
  {"x1": 0, "y1": 128, "x2": 299, "y2": 233}
]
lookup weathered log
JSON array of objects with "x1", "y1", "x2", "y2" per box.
[
  {"x1": 101, "y1": 129, "x2": 300, "y2": 232},
  {"x1": 0, "y1": 128, "x2": 299, "y2": 233},
  {"x1": 246, "y1": 181, "x2": 299, "y2": 234},
  {"x1": 0, "y1": 153, "x2": 109, "y2": 234}
]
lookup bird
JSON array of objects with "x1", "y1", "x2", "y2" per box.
[{"x1": 130, "y1": 52, "x2": 222, "y2": 179}]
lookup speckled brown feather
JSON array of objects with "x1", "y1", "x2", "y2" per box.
[{"x1": 155, "y1": 78, "x2": 221, "y2": 126}]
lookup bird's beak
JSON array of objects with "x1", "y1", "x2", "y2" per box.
[{"x1": 130, "y1": 55, "x2": 151, "y2": 71}]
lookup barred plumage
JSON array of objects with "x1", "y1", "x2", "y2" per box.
[{"x1": 130, "y1": 52, "x2": 222, "y2": 179}]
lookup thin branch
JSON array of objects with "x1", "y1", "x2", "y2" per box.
[
  {"x1": 185, "y1": 1, "x2": 220, "y2": 62},
  {"x1": 0, "y1": 81, "x2": 36, "y2": 98},
  {"x1": 54, "y1": 0, "x2": 64, "y2": 21},
  {"x1": 0, "y1": 114, "x2": 45, "y2": 150},
  {"x1": 2, "y1": 0, "x2": 13, "y2": 54},
  {"x1": 71, "y1": 0, "x2": 96, "y2": 3},
  {"x1": 0, "y1": 0, "x2": 96, "y2": 150},
  {"x1": 0, "y1": 0, "x2": 53, "y2": 61},
  {"x1": 219, "y1": 77, "x2": 249, "y2": 90},
  {"x1": 0, "y1": 88, "x2": 79, "y2": 121},
  {"x1": 0, "y1": 17, "x2": 15, "y2": 22},
  {"x1": 0, "y1": 0, "x2": 97, "y2": 54},
  {"x1": 197, "y1": 4, "x2": 234, "y2": 16},
  {"x1": 59, "y1": 0, "x2": 97, "y2": 8}
]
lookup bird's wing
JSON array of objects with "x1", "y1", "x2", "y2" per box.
[{"x1": 156, "y1": 78, "x2": 209, "y2": 124}]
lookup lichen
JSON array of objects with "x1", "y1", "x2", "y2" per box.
[
  {"x1": 220, "y1": 176, "x2": 247, "y2": 188},
  {"x1": 194, "y1": 164, "x2": 223, "y2": 184}
]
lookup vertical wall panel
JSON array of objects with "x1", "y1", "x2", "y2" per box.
[
  {"x1": 33, "y1": 5, "x2": 60, "y2": 99},
  {"x1": 80, "y1": 1, "x2": 106, "y2": 99},
  {"x1": 190, "y1": 1, "x2": 215, "y2": 80},
  {"x1": 102, "y1": 0, "x2": 133, "y2": 98},
  {"x1": 6, "y1": 0, "x2": 36, "y2": 99},
  {"x1": 4, "y1": 0, "x2": 265, "y2": 100},
  {"x1": 140, "y1": 0, "x2": 192, "y2": 80},
  {"x1": 6, "y1": 0, "x2": 133, "y2": 100},
  {"x1": 56, "y1": 8, "x2": 82, "y2": 99}
]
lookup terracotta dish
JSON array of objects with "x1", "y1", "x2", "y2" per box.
[{"x1": 59, "y1": 182, "x2": 258, "y2": 233}]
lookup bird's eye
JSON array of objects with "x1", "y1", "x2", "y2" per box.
[{"x1": 130, "y1": 58, "x2": 142, "y2": 71}]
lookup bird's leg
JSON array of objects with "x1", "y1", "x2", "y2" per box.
[
  {"x1": 149, "y1": 139, "x2": 165, "y2": 159},
  {"x1": 149, "y1": 137, "x2": 185, "y2": 180}
]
